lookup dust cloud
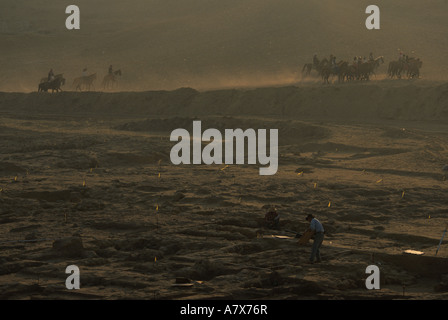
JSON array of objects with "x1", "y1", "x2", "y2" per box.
[{"x1": 1, "y1": 0, "x2": 447, "y2": 92}]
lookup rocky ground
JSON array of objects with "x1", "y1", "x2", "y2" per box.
[{"x1": 1, "y1": 107, "x2": 448, "y2": 300}]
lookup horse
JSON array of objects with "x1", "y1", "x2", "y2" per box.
[
  {"x1": 38, "y1": 76, "x2": 65, "y2": 93},
  {"x1": 101, "y1": 69, "x2": 122, "y2": 90},
  {"x1": 336, "y1": 61, "x2": 350, "y2": 83},
  {"x1": 370, "y1": 56, "x2": 384, "y2": 77},
  {"x1": 316, "y1": 58, "x2": 329, "y2": 76},
  {"x1": 40, "y1": 73, "x2": 64, "y2": 83},
  {"x1": 319, "y1": 60, "x2": 348, "y2": 84},
  {"x1": 73, "y1": 73, "x2": 97, "y2": 91},
  {"x1": 406, "y1": 58, "x2": 422, "y2": 79},
  {"x1": 344, "y1": 65, "x2": 358, "y2": 82},
  {"x1": 357, "y1": 59, "x2": 381, "y2": 81},
  {"x1": 388, "y1": 60, "x2": 403, "y2": 78},
  {"x1": 320, "y1": 64, "x2": 340, "y2": 84},
  {"x1": 302, "y1": 63, "x2": 313, "y2": 77}
]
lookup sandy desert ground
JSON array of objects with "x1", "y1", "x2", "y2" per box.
[{"x1": 1, "y1": 80, "x2": 448, "y2": 300}]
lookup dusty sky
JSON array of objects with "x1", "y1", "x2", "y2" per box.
[{"x1": 1, "y1": 0, "x2": 447, "y2": 91}]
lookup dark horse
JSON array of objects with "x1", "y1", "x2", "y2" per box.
[
  {"x1": 302, "y1": 63, "x2": 313, "y2": 77},
  {"x1": 38, "y1": 77, "x2": 65, "y2": 93}
]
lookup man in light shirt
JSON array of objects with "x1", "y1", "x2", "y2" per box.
[{"x1": 306, "y1": 214, "x2": 325, "y2": 264}]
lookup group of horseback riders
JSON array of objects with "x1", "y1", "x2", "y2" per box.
[
  {"x1": 38, "y1": 65, "x2": 122, "y2": 93},
  {"x1": 304, "y1": 52, "x2": 385, "y2": 84},
  {"x1": 387, "y1": 51, "x2": 422, "y2": 79},
  {"x1": 303, "y1": 51, "x2": 422, "y2": 84}
]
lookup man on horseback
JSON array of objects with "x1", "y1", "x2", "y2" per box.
[
  {"x1": 313, "y1": 54, "x2": 318, "y2": 68},
  {"x1": 331, "y1": 56, "x2": 339, "y2": 73},
  {"x1": 48, "y1": 69, "x2": 55, "y2": 82},
  {"x1": 108, "y1": 65, "x2": 115, "y2": 81},
  {"x1": 39, "y1": 72, "x2": 64, "y2": 93}
]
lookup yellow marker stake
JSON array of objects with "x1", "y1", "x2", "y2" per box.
[
  {"x1": 82, "y1": 180, "x2": 86, "y2": 187},
  {"x1": 328, "y1": 201, "x2": 331, "y2": 208},
  {"x1": 14, "y1": 176, "x2": 17, "y2": 182},
  {"x1": 376, "y1": 179, "x2": 383, "y2": 183},
  {"x1": 402, "y1": 190, "x2": 405, "y2": 198}
]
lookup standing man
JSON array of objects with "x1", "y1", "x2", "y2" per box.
[{"x1": 305, "y1": 214, "x2": 325, "y2": 264}]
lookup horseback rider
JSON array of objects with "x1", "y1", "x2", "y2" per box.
[
  {"x1": 331, "y1": 56, "x2": 338, "y2": 72},
  {"x1": 331, "y1": 56, "x2": 336, "y2": 65},
  {"x1": 48, "y1": 69, "x2": 55, "y2": 82},
  {"x1": 108, "y1": 65, "x2": 115, "y2": 81},
  {"x1": 313, "y1": 54, "x2": 318, "y2": 67},
  {"x1": 369, "y1": 52, "x2": 374, "y2": 61},
  {"x1": 82, "y1": 68, "x2": 88, "y2": 78}
]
